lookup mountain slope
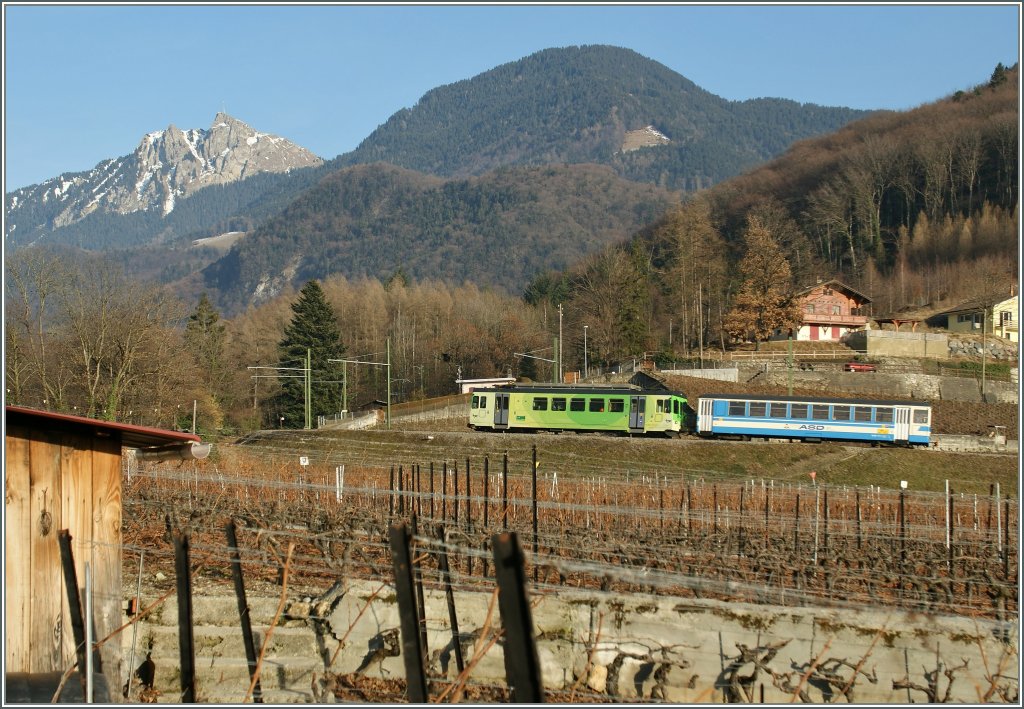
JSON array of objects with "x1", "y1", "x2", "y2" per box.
[
  {"x1": 5, "y1": 113, "x2": 323, "y2": 249},
  {"x1": 197, "y1": 162, "x2": 680, "y2": 314},
  {"x1": 335, "y1": 45, "x2": 872, "y2": 190}
]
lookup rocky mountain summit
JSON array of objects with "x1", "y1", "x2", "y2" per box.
[{"x1": 5, "y1": 113, "x2": 322, "y2": 244}]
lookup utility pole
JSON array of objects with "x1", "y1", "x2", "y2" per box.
[
  {"x1": 698, "y1": 283, "x2": 704, "y2": 369},
  {"x1": 583, "y1": 325, "x2": 588, "y2": 379},
  {"x1": 305, "y1": 348, "x2": 312, "y2": 430},
  {"x1": 386, "y1": 338, "x2": 392, "y2": 430},
  {"x1": 558, "y1": 303, "x2": 563, "y2": 382}
]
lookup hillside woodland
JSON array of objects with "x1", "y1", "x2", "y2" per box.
[
  {"x1": 335, "y1": 45, "x2": 868, "y2": 189},
  {"x1": 531, "y1": 64, "x2": 1019, "y2": 363},
  {"x1": 198, "y1": 163, "x2": 679, "y2": 314},
  {"x1": 3, "y1": 65, "x2": 1018, "y2": 433}
]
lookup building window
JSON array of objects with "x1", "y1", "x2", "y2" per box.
[
  {"x1": 832, "y1": 305, "x2": 841, "y2": 315},
  {"x1": 806, "y1": 303, "x2": 815, "y2": 313}
]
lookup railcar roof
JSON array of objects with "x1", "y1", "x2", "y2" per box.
[
  {"x1": 699, "y1": 393, "x2": 930, "y2": 407},
  {"x1": 490, "y1": 384, "x2": 684, "y2": 396}
]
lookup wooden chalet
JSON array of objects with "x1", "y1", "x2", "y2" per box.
[
  {"x1": 786, "y1": 279, "x2": 872, "y2": 342},
  {"x1": 4, "y1": 406, "x2": 209, "y2": 702}
]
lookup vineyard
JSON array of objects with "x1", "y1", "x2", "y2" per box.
[{"x1": 120, "y1": 433, "x2": 1019, "y2": 703}]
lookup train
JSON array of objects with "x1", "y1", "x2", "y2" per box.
[
  {"x1": 695, "y1": 393, "x2": 932, "y2": 446},
  {"x1": 468, "y1": 384, "x2": 932, "y2": 446},
  {"x1": 468, "y1": 384, "x2": 688, "y2": 436}
]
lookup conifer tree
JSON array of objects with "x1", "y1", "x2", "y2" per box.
[
  {"x1": 185, "y1": 294, "x2": 226, "y2": 382},
  {"x1": 275, "y1": 280, "x2": 346, "y2": 428}
]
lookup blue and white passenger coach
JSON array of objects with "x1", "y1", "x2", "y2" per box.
[{"x1": 696, "y1": 394, "x2": 931, "y2": 446}]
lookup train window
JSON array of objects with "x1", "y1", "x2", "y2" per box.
[
  {"x1": 610, "y1": 399, "x2": 625, "y2": 413},
  {"x1": 811, "y1": 405, "x2": 830, "y2": 420},
  {"x1": 833, "y1": 405, "x2": 851, "y2": 421},
  {"x1": 854, "y1": 406, "x2": 873, "y2": 422},
  {"x1": 728, "y1": 401, "x2": 746, "y2": 416},
  {"x1": 791, "y1": 404, "x2": 809, "y2": 418},
  {"x1": 570, "y1": 398, "x2": 585, "y2": 412},
  {"x1": 749, "y1": 402, "x2": 768, "y2": 417},
  {"x1": 876, "y1": 407, "x2": 893, "y2": 423},
  {"x1": 589, "y1": 399, "x2": 605, "y2": 412},
  {"x1": 769, "y1": 403, "x2": 788, "y2": 418},
  {"x1": 656, "y1": 400, "x2": 665, "y2": 413},
  {"x1": 673, "y1": 400, "x2": 680, "y2": 415},
  {"x1": 551, "y1": 398, "x2": 567, "y2": 411},
  {"x1": 472, "y1": 396, "x2": 479, "y2": 408},
  {"x1": 913, "y1": 409, "x2": 929, "y2": 424},
  {"x1": 532, "y1": 397, "x2": 548, "y2": 411}
]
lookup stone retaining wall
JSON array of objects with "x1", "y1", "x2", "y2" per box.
[{"x1": 125, "y1": 580, "x2": 1019, "y2": 703}]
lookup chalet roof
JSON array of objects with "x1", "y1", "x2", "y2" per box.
[
  {"x1": 936, "y1": 294, "x2": 1018, "y2": 316},
  {"x1": 5, "y1": 405, "x2": 202, "y2": 450},
  {"x1": 796, "y1": 279, "x2": 872, "y2": 303}
]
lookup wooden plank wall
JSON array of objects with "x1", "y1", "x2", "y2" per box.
[
  {"x1": 4, "y1": 426, "x2": 123, "y2": 695},
  {"x1": 5, "y1": 424, "x2": 32, "y2": 673}
]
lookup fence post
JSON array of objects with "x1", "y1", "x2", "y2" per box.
[
  {"x1": 225, "y1": 521, "x2": 262, "y2": 703},
  {"x1": 388, "y1": 523, "x2": 428, "y2": 703},
  {"x1": 57, "y1": 530, "x2": 93, "y2": 700},
  {"x1": 492, "y1": 532, "x2": 545, "y2": 703},
  {"x1": 171, "y1": 527, "x2": 197, "y2": 703},
  {"x1": 435, "y1": 524, "x2": 465, "y2": 676},
  {"x1": 532, "y1": 445, "x2": 539, "y2": 584}
]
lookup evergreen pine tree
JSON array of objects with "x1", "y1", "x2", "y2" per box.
[
  {"x1": 185, "y1": 293, "x2": 226, "y2": 380},
  {"x1": 275, "y1": 280, "x2": 346, "y2": 428}
]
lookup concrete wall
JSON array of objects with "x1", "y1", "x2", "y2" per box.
[
  {"x1": 661, "y1": 368, "x2": 739, "y2": 383},
  {"x1": 759, "y1": 369, "x2": 1018, "y2": 404},
  {"x1": 846, "y1": 330, "x2": 950, "y2": 359},
  {"x1": 128, "y1": 580, "x2": 1018, "y2": 703}
]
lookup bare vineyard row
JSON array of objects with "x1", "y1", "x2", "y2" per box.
[{"x1": 125, "y1": 447, "x2": 1018, "y2": 624}]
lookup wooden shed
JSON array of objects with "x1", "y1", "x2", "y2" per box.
[{"x1": 4, "y1": 406, "x2": 208, "y2": 702}]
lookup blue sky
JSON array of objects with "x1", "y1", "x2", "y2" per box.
[{"x1": 3, "y1": 3, "x2": 1020, "y2": 191}]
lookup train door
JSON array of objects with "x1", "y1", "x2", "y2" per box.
[
  {"x1": 493, "y1": 392, "x2": 510, "y2": 427},
  {"x1": 628, "y1": 396, "x2": 645, "y2": 432},
  {"x1": 697, "y1": 398, "x2": 714, "y2": 433},
  {"x1": 893, "y1": 406, "x2": 910, "y2": 443}
]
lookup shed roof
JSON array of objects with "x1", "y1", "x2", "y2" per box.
[{"x1": 5, "y1": 405, "x2": 201, "y2": 450}]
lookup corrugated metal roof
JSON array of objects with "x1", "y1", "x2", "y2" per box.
[{"x1": 5, "y1": 405, "x2": 201, "y2": 450}]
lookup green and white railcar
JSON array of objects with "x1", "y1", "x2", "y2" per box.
[{"x1": 468, "y1": 384, "x2": 688, "y2": 436}]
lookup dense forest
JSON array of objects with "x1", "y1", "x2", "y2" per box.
[
  {"x1": 336, "y1": 45, "x2": 869, "y2": 189},
  {"x1": 528, "y1": 63, "x2": 1020, "y2": 363},
  {"x1": 198, "y1": 162, "x2": 680, "y2": 315}
]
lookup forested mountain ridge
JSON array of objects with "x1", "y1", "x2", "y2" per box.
[
  {"x1": 538, "y1": 63, "x2": 1020, "y2": 363},
  {"x1": 195, "y1": 162, "x2": 680, "y2": 315},
  {"x1": 333, "y1": 45, "x2": 871, "y2": 190}
]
